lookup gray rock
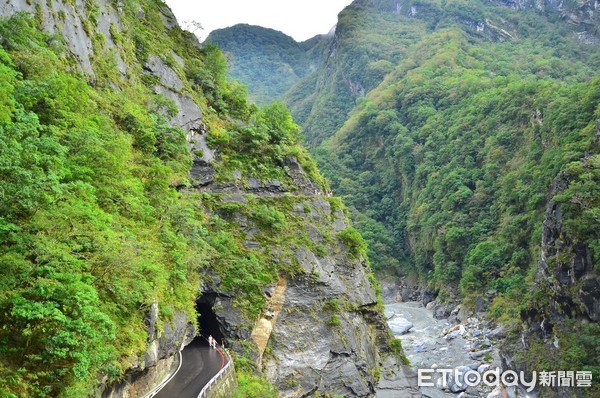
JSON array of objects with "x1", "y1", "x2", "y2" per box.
[
  {"x1": 146, "y1": 303, "x2": 159, "y2": 341},
  {"x1": 434, "y1": 305, "x2": 452, "y2": 319},
  {"x1": 245, "y1": 226, "x2": 258, "y2": 240},
  {"x1": 488, "y1": 325, "x2": 507, "y2": 340},
  {"x1": 332, "y1": 209, "x2": 347, "y2": 232},
  {"x1": 158, "y1": 4, "x2": 179, "y2": 30},
  {"x1": 469, "y1": 349, "x2": 491, "y2": 360},
  {"x1": 307, "y1": 224, "x2": 323, "y2": 242},
  {"x1": 283, "y1": 156, "x2": 318, "y2": 194},
  {"x1": 154, "y1": 86, "x2": 203, "y2": 131},
  {"x1": 445, "y1": 366, "x2": 472, "y2": 393},
  {"x1": 445, "y1": 329, "x2": 461, "y2": 340},
  {"x1": 157, "y1": 311, "x2": 195, "y2": 363},
  {"x1": 188, "y1": 131, "x2": 214, "y2": 164},
  {"x1": 144, "y1": 55, "x2": 184, "y2": 91},
  {"x1": 463, "y1": 385, "x2": 480, "y2": 396},
  {"x1": 0, "y1": 0, "x2": 98, "y2": 75},
  {"x1": 262, "y1": 237, "x2": 380, "y2": 396},
  {"x1": 308, "y1": 198, "x2": 331, "y2": 221},
  {"x1": 214, "y1": 298, "x2": 251, "y2": 341},
  {"x1": 292, "y1": 203, "x2": 306, "y2": 215},
  {"x1": 457, "y1": 305, "x2": 470, "y2": 322},
  {"x1": 190, "y1": 162, "x2": 214, "y2": 186},
  {"x1": 471, "y1": 329, "x2": 482, "y2": 337},
  {"x1": 170, "y1": 51, "x2": 185, "y2": 67},
  {"x1": 506, "y1": 385, "x2": 517, "y2": 398},
  {"x1": 486, "y1": 386, "x2": 503, "y2": 398},
  {"x1": 421, "y1": 386, "x2": 455, "y2": 398},
  {"x1": 414, "y1": 341, "x2": 429, "y2": 352},
  {"x1": 269, "y1": 179, "x2": 282, "y2": 188},
  {"x1": 222, "y1": 194, "x2": 248, "y2": 204},
  {"x1": 247, "y1": 178, "x2": 262, "y2": 190},
  {"x1": 475, "y1": 296, "x2": 489, "y2": 313},
  {"x1": 376, "y1": 356, "x2": 421, "y2": 397},
  {"x1": 388, "y1": 315, "x2": 414, "y2": 335}
]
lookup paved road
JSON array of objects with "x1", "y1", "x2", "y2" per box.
[{"x1": 155, "y1": 338, "x2": 224, "y2": 398}]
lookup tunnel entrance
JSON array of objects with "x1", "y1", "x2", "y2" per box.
[{"x1": 195, "y1": 294, "x2": 224, "y2": 346}]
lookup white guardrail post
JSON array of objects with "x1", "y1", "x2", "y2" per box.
[
  {"x1": 197, "y1": 348, "x2": 233, "y2": 398},
  {"x1": 141, "y1": 350, "x2": 183, "y2": 398}
]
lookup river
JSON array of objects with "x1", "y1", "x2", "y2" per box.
[{"x1": 384, "y1": 301, "x2": 518, "y2": 398}]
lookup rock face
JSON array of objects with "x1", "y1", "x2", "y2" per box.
[
  {"x1": 264, "y1": 245, "x2": 380, "y2": 397},
  {"x1": 101, "y1": 306, "x2": 194, "y2": 397},
  {"x1": 196, "y1": 162, "x2": 419, "y2": 397},
  {"x1": 501, "y1": 163, "x2": 600, "y2": 395},
  {"x1": 388, "y1": 315, "x2": 414, "y2": 335},
  {"x1": 0, "y1": 0, "x2": 134, "y2": 76},
  {"x1": 522, "y1": 167, "x2": 599, "y2": 329},
  {"x1": 531, "y1": 170, "x2": 599, "y2": 324},
  {"x1": 489, "y1": 0, "x2": 599, "y2": 42},
  {"x1": 353, "y1": 0, "x2": 599, "y2": 37}
]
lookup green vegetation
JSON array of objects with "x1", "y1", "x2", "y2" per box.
[
  {"x1": 327, "y1": 314, "x2": 342, "y2": 327},
  {"x1": 233, "y1": 372, "x2": 278, "y2": 398},
  {"x1": 0, "y1": 12, "x2": 205, "y2": 396},
  {"x1": 285, "y1": 0, "x2": 432, "y2": 147},
  {"x1": 553, "y1": 155, "x2": 600, "y2": 264},
  {"x1": 389, "y1": 338, "x2": 410, "y2": 365},
  {"x1": 337, "y1": 227, "x2": 368, "y2": 258},
  {"x1": 214, "y1": 0, "x2": 599, "y2": 391},
  {"x1": 207, "y1": 101, "x2": 318, "y2": 182},
  {"x1": 206, "y1": 24, "x2": 327, "y2": 104},
  {"x1": 519, "y1": 322, "x2": 600, "y2": 397},
  {"x1": 320, "y1": 25, "x2": 599, "y2": 312},
  {"x1": 0, "y1": 2, "x2": 329, "y2": 396}
]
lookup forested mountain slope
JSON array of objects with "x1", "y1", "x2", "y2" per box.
[
  {"x1": 0, "y1": 1, "x2": 401, "y2": 397},
  {"x1": 206, "y1": 24, "x2": 330, "y2": 104},
  {"x1": 211, "y1": 1, "x2": 600, "y2": 395}
]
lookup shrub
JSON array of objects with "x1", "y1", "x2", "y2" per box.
[
  {"x1": 337, "y1": 227, "x2": 368, "y2": 258},
  {"x1": 327, "y1": 314, "x2": 342, "y2": 327},
  {"x1": 250, "y1": 204, "x2": 286, "y2": 230}
]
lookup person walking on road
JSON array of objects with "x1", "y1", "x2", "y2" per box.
[{"x1": 208, "y1": 335, "x2": 214, "y2": 349}]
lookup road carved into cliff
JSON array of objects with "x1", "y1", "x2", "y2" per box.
[{"x1": 154, "y1": 339, "x2": 224, "y2": 398}]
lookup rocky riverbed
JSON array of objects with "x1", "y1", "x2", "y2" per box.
[{"x1": 385, "y1": 301, "x2": 533, "y2": 398}]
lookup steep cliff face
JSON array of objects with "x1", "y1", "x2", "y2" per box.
[
  {"x1": 187, "y1": 160, "x2": 419, "y2": 397},
  {"x1": 533, "y1": 169, "x2": 599, "y2": 324},
  {"x1": 0, "y1": 1, "x2": 403, "y2": 397},
  {"x1": 489, "y1": 0, "x2": 599, "y2": 42},
  {"x1": 0, "y1": 1, "x2": 205, "y2": 396},
  {"x1": 501, "y1": 153, "x2": 600, "y2": 397}
]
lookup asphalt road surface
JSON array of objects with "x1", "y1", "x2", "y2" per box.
[{"x1": 155, "y1": 338, "x2": 224, "y2": 398}]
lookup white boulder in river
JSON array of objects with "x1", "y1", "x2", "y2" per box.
[{"x1": 388, "y1": 314, "x2": 414, "y2": 335}]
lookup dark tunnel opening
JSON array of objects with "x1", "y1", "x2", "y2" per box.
[{"x1": 195, "y1": 295, "x2": 224, "y2": 347}]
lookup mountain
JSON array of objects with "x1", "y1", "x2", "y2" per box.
[
  {"x1": 206, "y1": 24, "x2": 330, "y2": 104},
  {"x1": 0, "y1": 1, "x2": 409, "y2": 397},
  {"x1": 209, "y1": 0, "x2": 600, "y2": 395}
]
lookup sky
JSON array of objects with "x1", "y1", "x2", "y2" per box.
[{"x1": 164, "y1": 0, "x2": 355, "y2": 42}]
